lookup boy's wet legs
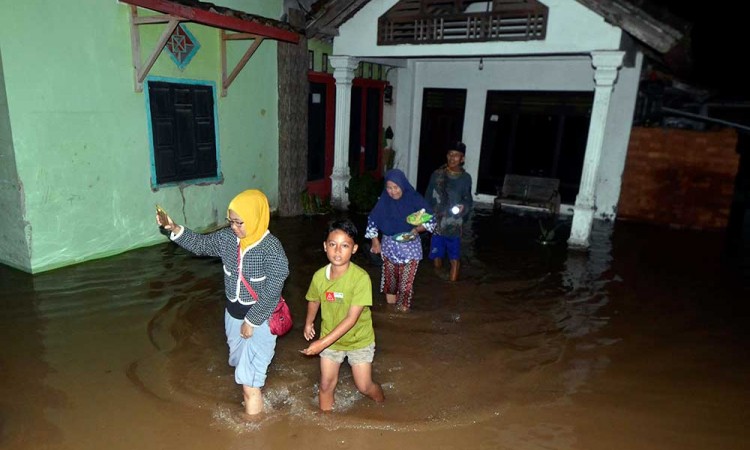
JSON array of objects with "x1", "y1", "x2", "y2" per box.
[
  {"x1": 449, "y1": 259, "x2": 460, "y2": 282},
  {"x1": 242, "y1": 385, "x2": 263, "y2": 415},
  {"x1": 352, "y1": 363, "x2": 385, "y2": 404},
  {"x1": 319, "y1": 357, "x2": 341, "y2": 411}
]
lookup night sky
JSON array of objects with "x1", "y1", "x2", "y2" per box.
[{"x1": 644, "y1": 1, "x2": 747, "y2": 97}]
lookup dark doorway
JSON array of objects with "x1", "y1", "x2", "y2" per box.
[
  {"x1": 307, "y1": 81, "x2": 328, "y2": 182},
  {"x1": 305, "y1": 73, "x2": 335, "y2": 198},
  {"x1": 416, "y1": 88, "x2": 467, "y2": 193},
  {"x1": 477, "y1": 91, "x2": 592, "y2": 204},
  {"x1": 349, "y1": 81, "x2": 385, "y2": 178},
  {"x1": 304, "y1": 76, "x2": 384, "y2": 198}
]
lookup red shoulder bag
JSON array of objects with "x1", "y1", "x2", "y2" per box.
[{"x1": 237, "y1": 248, "x2": 293, "y2": 336}]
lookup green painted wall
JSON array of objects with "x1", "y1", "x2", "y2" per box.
[
  {"x1": 0, "y1": 48, "x2": 31, "y2": 272},
  {"x1": 307, "y1": 38, "x2": 388, "y2": 81},
  {"x1": 308, "y1": 39, "x2": 333, "y2": 74},
  {"x1": 0, "y1": 0, "x2": 286, "y2": 273}
]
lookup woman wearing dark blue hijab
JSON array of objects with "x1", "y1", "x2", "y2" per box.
[{"x1": 364, "y1": 169, "x2": 435, "y2": 312}]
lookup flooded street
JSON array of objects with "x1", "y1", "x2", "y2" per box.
[{"x1": 1, "y1": 209, "x2": 748, "y2": 450}]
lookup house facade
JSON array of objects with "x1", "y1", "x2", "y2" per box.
[
  {"x1": 316, "y1": 0, "x2": 680, "y2": 247},
  {"x1": 0, "y1": 0, "x2": 298, "y2": 273}
]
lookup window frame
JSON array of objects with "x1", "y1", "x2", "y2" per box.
[{"x1": 145, "y1": 76, "x2": 222, "y2": 189}]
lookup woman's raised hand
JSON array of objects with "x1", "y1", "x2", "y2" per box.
[{"x1": 155, "y1": 206, "x2": 181, "y2": 233}]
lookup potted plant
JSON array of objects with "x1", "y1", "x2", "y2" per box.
[{"x1": 300, "y1": 189, "x2": 333, "y2": 216}]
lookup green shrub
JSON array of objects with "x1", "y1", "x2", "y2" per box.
[
  {"x1": 348, "y1": 173, "x2": 382, "y2": 213},
  {"x1": 300, "y1": 189, "x2": 332, "y2": 215}
]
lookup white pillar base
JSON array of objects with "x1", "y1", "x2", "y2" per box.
[
  {"x1": 568, "y1": 205, "x2": 595, "y2": 248},
  {"x1": 331, "y1": 167, "x2": 351, "y2": 210}
]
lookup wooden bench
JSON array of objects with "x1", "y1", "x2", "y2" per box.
[{"x1": 494, "y1": 174, "x2": 561, "y2": 215}]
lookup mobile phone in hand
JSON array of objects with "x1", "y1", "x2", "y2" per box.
[{"x1": 155, "y1": 204, "x2": 169, "y2": 227}]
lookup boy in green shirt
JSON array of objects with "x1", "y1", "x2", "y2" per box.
[{"x1": 301, "y1": 219, "x2": 385, "y2": 411}]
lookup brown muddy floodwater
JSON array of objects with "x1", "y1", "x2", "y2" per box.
[{"x1": 1, "y1": 209, "x2": 748, "y2": 450}]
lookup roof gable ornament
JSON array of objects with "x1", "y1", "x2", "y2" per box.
[
  {"x1": 165, "y1": 24, "x2": 201, "y2": 70},
  {"x1": 377, "y1": 0, "x2": 548, "y2": 45}
]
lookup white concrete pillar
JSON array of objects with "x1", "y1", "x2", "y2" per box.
[
  {"x1": 568, "y1": 51, "x2": 624, "y2": 248},
  {"x1": 328, "y1": 55, "x2": 359, "y2": 210}
]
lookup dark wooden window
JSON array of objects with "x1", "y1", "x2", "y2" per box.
[{"x1": 148, "y1": 80, "x2": 218, "y2": 185}]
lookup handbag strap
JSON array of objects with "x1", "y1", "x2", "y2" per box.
[{"x1": 238, "y1": 246, "x2": 258, "y2": 301}]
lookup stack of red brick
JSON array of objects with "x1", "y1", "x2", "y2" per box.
[{"x1": 618, "y1": 127, "x2": 739, "y2": 229}]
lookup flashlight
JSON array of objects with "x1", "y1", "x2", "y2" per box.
[{"x1": 450, "y1": 205, "x2": 460, "y2": 215}]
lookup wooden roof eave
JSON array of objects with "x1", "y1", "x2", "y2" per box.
[
  {"x1": 120, "y1": 0, "x2": 301, "y2": 94},
  {"x1": 574, "y1": 0, "x2": 683, "y2": 54},
  {"x1": 305, "y1": 0, "x2": 371, "y2": 40}
]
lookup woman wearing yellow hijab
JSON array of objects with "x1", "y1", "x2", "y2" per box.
[
  {"x1": 228, "y1": 189, "x2": 270, "y2": 250},
  {"x1": 157, "y1": 189, "x2": 289, "y2": 415}
]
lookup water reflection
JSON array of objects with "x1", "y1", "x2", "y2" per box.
[
  {"x1": 41, "y1": 211, "x2": 621, "y2": 432},
  {"x1": 0, "y1": 268, "x2": 62, "y2": 447},
  {"x1": 0, "y1": 210, "x2": 747, "y2": 449},
  {"x1": 560, "y1": 221, "x2": 615, "y2": 338}
]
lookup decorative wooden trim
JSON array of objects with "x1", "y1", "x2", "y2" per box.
[
  {"x1": 128, "y1": 3, "x2": 268, "y2": 95},
  {"x1": 132, "y1": 14, "x2": 174, "y2": 25},
  {"x1": 128, "y1": 5, "x2": 143, "y2": 92},
  {"x1": 220, "y1": 30, "x2": 264, "y2": 96},
  {"x1": 128, "y1": 5, "x2": 179, "y2": 92},
  {"x1": 139, "y1": 18, "x2": 180, "y2": 83},
  {"x1": 121, "y1": 0, "x2": 299, "y2": 43},
  {"x1": 378, "y1": 0, "x2": 548, "y2": 45}
]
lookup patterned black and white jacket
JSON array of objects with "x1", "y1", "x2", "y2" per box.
[{"x1": 171, "y1": 226, "x2": 289, "y2": 326}]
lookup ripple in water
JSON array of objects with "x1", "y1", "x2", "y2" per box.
[{"x1": 125, "y1": 214, "x2": 619, "y2": 433}]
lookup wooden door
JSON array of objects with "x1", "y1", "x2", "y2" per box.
[
  {"x1": 416, "y1": 88, "x2": 467, "y2": 193},
  {"x1": 350, "y1": 79, "x2": 385, "y2": 179}
]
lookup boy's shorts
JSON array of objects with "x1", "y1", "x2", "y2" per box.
[
  {"x1": 429, "y1": 234, "x2": 461, "y2": 261},
  {"x1": 320, "y1": 342, "x2": 375, "y2": 366}
]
